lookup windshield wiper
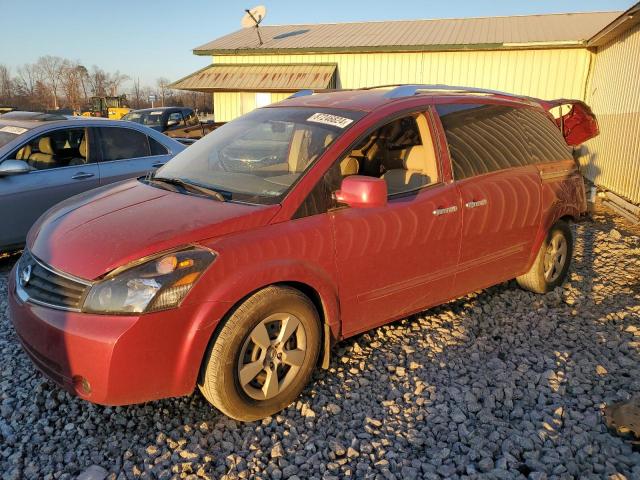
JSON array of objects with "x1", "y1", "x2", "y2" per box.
[{"x1": 151, "y1": 176, "x2": 227, "y2": 202}]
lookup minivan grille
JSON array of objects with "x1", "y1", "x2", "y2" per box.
[{"x1": 16, "y1": 250, "x2": 90, "y2": 311}]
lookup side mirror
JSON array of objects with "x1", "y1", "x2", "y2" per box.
[
  {"x1": 334, "y1": 175, "x2": 387, "y2": 208},
  {"x1": 0, "y1": 159, "x2": 31, "y2": 176},
  {"x1": 166, "y1": 119, "x2": 179, "y2": 128}
]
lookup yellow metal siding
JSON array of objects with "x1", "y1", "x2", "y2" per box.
[
  {"x1": 213, "y1": 49, "x2": 591, "y2": 121},
  {"x1": 580, "y1": 22, "x2": 640, "y2": 204}
]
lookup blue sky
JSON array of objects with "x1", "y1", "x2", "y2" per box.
[{"x1": 1, "y1": 0, "x2": 633, "y2": 88}]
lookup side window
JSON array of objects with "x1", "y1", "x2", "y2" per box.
[
  {"x1": 12, "y1": 128, "x2": 90, "y2": 170},
  {"x1": 436, "y1": 104, "x2": 530, "y2": 180},
  {"x1": 335, "y1": 112, "x2": 440, "y2": 196},
  {"x1": 518, "y1": 108, "x2": 573, "y2": 163},
  {"x1": 97, "y1": 127, "x2": 151, "y2": 161},
  {"x1": 167, "y1": 112, "x2": 185, "y2": 128},
  {"x1": 149, "y1": 136, "x2": 169, "y2": 155}
]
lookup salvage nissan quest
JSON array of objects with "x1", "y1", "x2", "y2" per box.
[{"x1": 9, "y1": 85, "x2": 599, "y2": 421}]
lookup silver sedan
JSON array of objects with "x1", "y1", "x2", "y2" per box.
[{"x1": 0, "y1": 111, "x2": 185, "y2": 252}]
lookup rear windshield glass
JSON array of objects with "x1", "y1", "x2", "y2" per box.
[{"x1": 155, "y1": 107, "x2": 365, "y2": 204}]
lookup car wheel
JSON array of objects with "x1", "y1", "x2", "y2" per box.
[
  {"x1": 198, "y1": 285, "x2": 321, "y2": 421},
  {"x1": 516, "y1": 220, "x2": 573, "y2": 294}
]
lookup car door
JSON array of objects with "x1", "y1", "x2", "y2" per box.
[
  {"x1": 0, "y1": 127, "x2": 99, "y2": 248},
  {"x1": 329, "y1": 110, "x2": 462, "y2": 336},
  {"x1": 434, "y1": 103, "x2": 542, "y2": 297},
  {"x1": 94, "y1": 126, "x2": 172, "y2": 185}
]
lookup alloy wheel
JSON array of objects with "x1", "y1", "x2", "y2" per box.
[
  {"x1": 237, "y1": 313, "x2": 307, "y2": 401},
  {"x1": 543, "y1": 232, "x2": 568, "y2": 283}
]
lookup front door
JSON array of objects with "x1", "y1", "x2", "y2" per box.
[
  {"x1": 0, "y1": 127, "x2": 99, "y2": 247},
  {"x1": 329, "y1": 111, "x2": 462, "y2": 336}
]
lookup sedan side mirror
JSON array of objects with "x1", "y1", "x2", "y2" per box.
[
  {"x1": 334, "y1": 175, "x2": 388, "y2": 208},
  {"x1": 0, "y1": 159, "x2": 31, "y2": 176}
]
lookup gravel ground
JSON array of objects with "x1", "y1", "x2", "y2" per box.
[{"x1": 1, "y1": 205, "x2": 639, "y2": 480}]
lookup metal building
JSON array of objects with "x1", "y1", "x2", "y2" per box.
[
  {"x1": 172, "y1": 6, "x2": 640, "y2": 207},
  {"x1": 579, "y1": 3, "x2": 640, "y2": 205},
  {"x1": 172, "y1": 12, "x2": 617, "y2": 122}
]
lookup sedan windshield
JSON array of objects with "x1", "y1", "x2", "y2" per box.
[
  {"x1": 0, "y1": 125, "x2": 28, "y2": 148},
  {"x1": 122, "y1": 111, "x2": 164, "y2": 130},
  {"x1": 155, "y1": 107, "x2": 365, "y2": 204}
]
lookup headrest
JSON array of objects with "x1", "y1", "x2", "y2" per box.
[
  {"x1": 404, "y1": 145, "x2": 426, "y2": 172},
  {"x1": 38, "y1": 137, "x2": 53, "y2": 155},
  {"x1": 340, "y1": 156, "x2": 359, "y2": 176},
  {"x1": 79, "y1": 137, "x2": 87, "y2": 158}
]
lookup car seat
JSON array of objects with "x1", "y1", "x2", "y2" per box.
[
  {"x1": 28, "y1": 137, "x2": 57, "y2": 169},
  {"x1": 69, "y1": 136, "x2": 88, "y2": 166}
]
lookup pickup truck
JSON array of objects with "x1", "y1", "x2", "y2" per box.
[{"x1": 122, "y1": 107, "x2": 222, "y2": 140}]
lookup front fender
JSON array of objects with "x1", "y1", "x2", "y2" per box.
[{"x1": 188, "y1": 256, "x2": 341, "y2": 339}]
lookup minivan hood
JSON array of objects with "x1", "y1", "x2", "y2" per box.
[{"x1": 28, "y1": 180, "x2": 280, "y2": 279}]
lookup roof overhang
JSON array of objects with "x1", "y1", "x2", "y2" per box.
[
  {"x1": 193, "y1": 42, "x2": 587, "y2": 57},
  {"x1": 170, "y1": 63, "x2": 337, "y2": 93},
  {"x1": 588, "y1": 2, "x2": 640, "y2": 47}
]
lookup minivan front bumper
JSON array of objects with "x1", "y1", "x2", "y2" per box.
[{"x1": 8, "y1": 264, "x2": 226, "y2": 405}]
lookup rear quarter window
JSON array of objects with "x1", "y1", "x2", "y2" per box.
[
  {"x1": 518, "y1": 108, "x2": 573, "y2": 163},
  {"x1": 436, "y1": 103, "x2": 530, "y2": 180}
]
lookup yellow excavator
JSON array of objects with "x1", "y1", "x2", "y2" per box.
[{"x1": 82, "y1": 95, "x2": 131, "y2": 119}]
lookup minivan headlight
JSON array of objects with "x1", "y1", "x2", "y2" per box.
[{"x1": 82, "y1": 247, "x2": 216, "y2": 314}]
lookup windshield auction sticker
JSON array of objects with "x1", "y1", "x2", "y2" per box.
[
  {"x1": 0, "y1": 126, "x2": 28, "y2": 135},
  {"x1": 307, "y1": 113, "x2": 353, "y2": 129}
]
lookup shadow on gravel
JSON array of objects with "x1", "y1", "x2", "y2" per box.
[{"x1": 2, "y1": 207, "x2": 640, "y2": 479}]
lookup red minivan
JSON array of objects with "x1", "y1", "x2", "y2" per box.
[{"x1": 8, "y1": 86, "x2": 598, "y2": 421}]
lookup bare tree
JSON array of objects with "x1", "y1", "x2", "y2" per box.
[
  {"x1": 87, "y1": 65, "x2": 108, "y2": 97},
  {"x1": 37, "y1": 55, "x2": 65, "y2": 109},
  {"x1": 76, "y1": 65, "x2": 89, "y2": 104},
  {"x1": 60, "y1": 61, "x2": 85, "y2": 111},
  {"x1": 106, "y1": 70, "x2": 129, "y2": 96},
  {"x1": 130, "y1": 77, "x2": 143, "y2": 108},
  {"x1": 0, "y1": 65, "x2": 13, "y2": 104},
  {"x1": 157, "y1": 77, "x2": 170, "y2": 107}
]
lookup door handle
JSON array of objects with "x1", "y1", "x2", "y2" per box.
[
  {"x1": 433, "y1": 206, "x2": 458, "y2": 216},
  {"x1": 152, "y1": 162, "x2": 166, "y2": 168},
  {"x1": 71, "y1": 172, "x2": 95, "y2": 180},
  {"x1": 465, "y1": 199, "x2": 488, "y2": 209}
]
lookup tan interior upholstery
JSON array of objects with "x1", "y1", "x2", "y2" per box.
[
  {"x1": 382, "y1": 114, "x2": 439, "y2": 194},
  {"x1": 288, "y1": 128, "x2": 312, "y2": 173},
  {"x1": 340, "y1": 156, "x2": 360, "y2": 176},
  {"x1": 28, "y1": 137, "x2": 56, "y2": 169},
  {"x1": 16, "y1": 145, "x2": 31, "y2": 160},
  {"x1": 79, "y1": 137, "x2": 87, "y2": 159}
]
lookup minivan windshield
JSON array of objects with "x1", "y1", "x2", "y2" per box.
[{"x1": 154, "y1": 107, "x2": 365, "y2": 204}]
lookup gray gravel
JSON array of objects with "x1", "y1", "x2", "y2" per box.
[{"x1": 1, "y1": 205, "x2": 639, "y2": 480}]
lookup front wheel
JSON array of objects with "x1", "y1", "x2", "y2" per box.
[
  {"x1": 199, "y1": 286, "x2": 321, "y2": 422},
  {"x1": 517, "y1": 220, "x2": 573, "y2": 294}
]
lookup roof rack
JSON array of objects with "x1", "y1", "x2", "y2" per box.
[
  {"x1": 288, "y1": 89, "x2": 315, "y2": 99},
  {"x1": 382, "y1": 84, "x2": 531, "y2": 101}
]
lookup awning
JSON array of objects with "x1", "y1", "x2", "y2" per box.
[{"x1": 170, "y1": 63, "x2": 337, "y2": 93}]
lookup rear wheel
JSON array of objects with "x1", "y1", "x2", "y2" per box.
[
  {"x1": 516, "y1": 220, "x2": 573, "y2": 294},
  {"x1": 199, "y1": 286, "x2": 321, "y2": 421}
]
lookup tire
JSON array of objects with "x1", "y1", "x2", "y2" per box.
[
  {"x1": 198, "y1": 285, "x2": 321, "y2": 422},
  {"x1": 516, "y1": 220, "x2": 573, "y2": 294}
]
